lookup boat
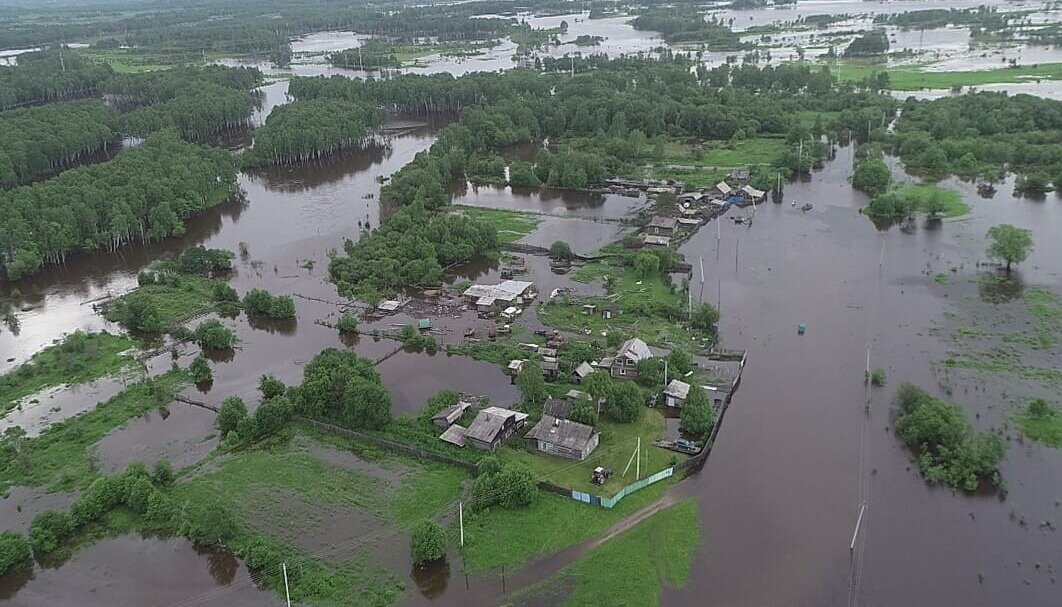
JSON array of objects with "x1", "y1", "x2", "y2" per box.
[{"x1": 800, "y1": 203, "x2": 813, "y2": 212}]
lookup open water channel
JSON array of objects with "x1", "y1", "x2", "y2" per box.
[{"x1": 2, "y1": 3, "x2": 1061, "y2": 605}]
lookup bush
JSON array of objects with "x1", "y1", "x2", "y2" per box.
[
  {"x1": 420, "y1": 390, "x2": 461, "y2": 423},
  {"x1": 516, "y1": 364, "x2": 548, "y2": 412},
  {"x1": 869, "y1": 367, "x2": 886, "y2": 387},
  {"x1": 851, "y1": 158, "x2": 891, "y2": 196},
  {"x1": 0, "y1": 532, "x2": 31, "y2": 575},
  {"x1": 569, "y1": 401, "x2": 598, "y2": 426},
  {"x1": 189, "y1": 356, "x2": 212, "y2": 383},
  {"x1": 268, "y1": 295, "x2": 296, "y2": 319},
  {"x1": 29, "y1": 510, "x2": 74, "y2": 554},
  {"x1": 470, "y1": 462, "x2": 536, "y2": 512},
  {"x1": 193, "y1": 319, "x2": 235, "y2": 349},
  {"x1": 178, "y1": 246, "x2": 233, "y2": 276},
  {"x1": 212, "y1": 282, "x2": 239, "y2": 303},
  {"x1": 152, "y1": 460, "x2": 175, "y2": 487},
  {"x1": 258, "y1": 374, "x2": 286, "y2": 400},
  {"x1": 606, "y1": 381, "x2": 644, "y2": 423},
  {"x1": 216, "y1": 396, "x2": 248, "y2": 438},
  {"x1": 337, "y1": 313, "x2": 359, "y2": 333},
  {"x1": 184, "y1": 502, "x2": 237, "y2": 547},
  {"x1": 410, "y1": 520, "x2": 447, "y2": 566},
  {"x1": 549, "y1": 240, "x2": 574, "y2": 261},
  {"x1": 242, "y1": 289, "x2": 274, "y2": 315}
]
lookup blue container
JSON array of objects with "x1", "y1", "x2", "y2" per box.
[{"x1": 797, "y1": 323, "x2": 806, "y2": 335}]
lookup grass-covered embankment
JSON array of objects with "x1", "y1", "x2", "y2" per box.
[
  {"x1": 834, "y1": 61, "x2": 1062, "y2": 90},
  {"x1": 0, "y1": 331, "x2": 138, "y2": 413}
]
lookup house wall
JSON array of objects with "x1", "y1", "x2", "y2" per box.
[{"x1": 665, "y1": 394, "x2": 684, "y2": 408}]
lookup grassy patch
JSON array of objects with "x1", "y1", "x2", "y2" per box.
[
  {"x1": 0, "y1": 370, "x2": 188, "y2": 493},
  {"x1": 460, "y1": 476, "x2": 676, "y2": 574},
  {"x1": 452, "y1": 205, "x2": 541, "y2": 244},
  {"x1": 0, "y1": 331, "x2": 138, "y2": 413},
  {"x1": 501, "y1": 408, "x2": 682, "y2": 496},
  {"x1": 105, "y1": 275, "x2": 219, "y2": 328},
  {"x1": 833, "y1": 60, "x2": 1062, "y2": 90},
  {"x1": 643, "y1": 138, "x2": 785, "y2": 188},
  {"x1": 1012, "y1": 403, "x2": 1062, "y2": 448},
  {"x1": 533, "y1": 498, "x2": 699, "y2": 607},
  {"x1": 75, "y1": 48, "x2": 175, "y2": 73},
  {"x1": 903, "y1": 184, "x2": 968, "y2": 217}
]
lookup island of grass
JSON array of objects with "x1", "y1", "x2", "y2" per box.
[
  {"x1": 514, "y1": 498, "x2": 699, "y2": 607},
  {"x1": 832, "y1": 60, "x2": 1062, "y2": 91},
  {"x1": 863, "y1": 184, "x2": 968, "y2": 219},
  {"x1": 1011, "y1": 398, "x2": 1062, "y2": 448},
  {"x1": 0, "y1": 331, "x2": 139, "y2": 414},
  {"x1": 452, "y1": 206, "x2": 542, "y2": 244}
]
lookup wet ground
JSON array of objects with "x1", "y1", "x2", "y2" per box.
[{"x1": 3, "y1": 7, "x2": 1062, "y2": 605}]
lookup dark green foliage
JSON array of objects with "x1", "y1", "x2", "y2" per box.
[
  {"x1": 987, "y1": 224, "x2": 1033, "y2": 270},
  {"x1": 189, "y1": 356, "x2": 212, "y2": 384},
  {"x1": 516, "y1": 364, "x2": 548, "y2": 412},
  {"x1": 844, "y1": 31, "x2": 889, "y2": 57},
  {"x1": 152, "y1": 460, "x2": 175, "y2": 488},
  {"x1": 570, "y1": 401, "x2": 598, "y2": 426},
  {"x1": 550, "y1": 241, "x2": 574, "y2": 261},
  {"x1": 410, "y1": 520, "x2": 447, "y2": 566},
  {"x1": 633, "y1": 251, "x2": 660, "y2": 278},
  {"x1": 178, "y1": 246, "x2": 234, "y2": 276},
  {"x1": 679, "y1": 386, "x2": 714, "y2": 440},
  {"x1": 1028, "y1": 398, "x2": 1052, "y2": 419},
  {"x1": 398, "y1": 324, "x2": 439, "y2": 353},
  {"x1": 508, "y1": 160, "x2": 540, "y2": 186},
  {"x1": 212, "y1": 282, "x2": 239, "y2": 303},
  {"x1": 606, "y1": 381, "x2": 644, "y2": 423},
  {"x1": 667, "y1": 349, "x2": 693, "y2": 377},
  {"x1": 327, "y1": 42, "x2": 400, "y2": 69},
  {"x1": 336, "y1": 313, "x2": 359, "y2": 333},
  {"x1": 0, "y1": 101, "x2": 119, "y2": 188},
  {"x1": 242, "y1": 289, "x2": 274, "y2": 315},
  {"x1": 636, "y1": 358, "x2": 665, "y2": 389},
  {"x1": 193, "y1": 319, "x2": 235, "y2": 349},
  {"x1": 0, "y1": 50, "x2": 113, "y2": 110},
  {"x1": 29, "y1": 510, "x2": 74, "y2": 554},
  {"x1": 258, "y1": 374, "x2": 286, "y2": 400},
  {"x1": 0, "y1": 531, "x2": 31, "y2": 575},
  {"x1": 290, "y1": 349, "x2": 391, "y2": 430},
  {"x1": 329, "y1": 207, "x2": 498, "y2": 301},
  {"x1": 216, "y1": 396, "x2": 248, "y2": 438},
  {"x1": 631, "y1": 12, "x2": 742, "y2": 49},
  {"x1": 894, "y1": 383, "x2": 1006, "y2": 491},
  {"x1": 469, "y1": 461, "x2": 536, "y2": 512},
  {"x1": 870, "y1": 368, "x2": 887, "y2": 387},
  {"x1": 228, "y1": 395, "x2": 293, "y2": 445},
  {"x1": 108, "y1": 292, "x2": 166, "y2": 333},
  {"x1": 852, "y1": 158, "x2": 891, "y2": 196},
  {"x1": 0, "y1": 130, "x2": 237, "y2": 280},
  {"x1": 184, "y1": 501, "x2": 238, "y2": 547},
  {"x1": 241, "y1": 100, "x2": 382, "y2": 166},
  {"x1": 420, "y1": 390, "x2": 461, "y2": 423}
]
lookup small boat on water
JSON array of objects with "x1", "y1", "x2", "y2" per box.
[{"x1": 800, "y1": 203, "x2": 813, "y2": 212}]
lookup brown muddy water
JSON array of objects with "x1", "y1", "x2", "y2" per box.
[{"x1": 0, "y1": 534, "x2": 281, "y2": 606}]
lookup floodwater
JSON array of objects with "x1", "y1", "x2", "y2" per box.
[{"x1": 0, "y1": 534, "x2": 281, "y2": 606}]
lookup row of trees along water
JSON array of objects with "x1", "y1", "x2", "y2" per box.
[
  {"x1": 0, "y1": 130, "x2": 237, "y2": 280},
  {"x1": 0, "y1": 101, "x2": 119, "y2": 188},
  {"x1": 0, "y1": 50, "x2": 113, "y2": 110},
  {"x1": 241, "y1": 100, "x2": 383, "y2": 166}
]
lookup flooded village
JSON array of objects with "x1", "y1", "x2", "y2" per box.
[{"x1": 2, "y1": 1, "x2": 1062, "y2": 606}]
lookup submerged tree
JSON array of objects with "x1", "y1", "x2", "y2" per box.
[{"x1": 986, "y1": 224, "x2": 1033, "y2": 271}]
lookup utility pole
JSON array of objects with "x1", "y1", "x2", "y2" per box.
[
  {"x1": 664, "y1": 358, "x2": 668, "y2": 389},
  {"x1": 636, "y1": 436, "x2": 641, "y2": 481},
  {"x1": 850, "y1": 503, "x2": 867, "y2": 551},
  {"x1": 459, "y1": 501, "x2": 464, "y2": 546},
  {"x1": 283, "y1": 563, "x2": 292, "y2": 607},
  {"x1": 698, "y1": 256, "x2": 705, "y2": 302}
]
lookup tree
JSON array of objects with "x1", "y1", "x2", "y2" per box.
[
  {"x1": 185, "y1": 502, "x2": 237, "y2": 547},
  {"x1": 216, "y1": 396, "x2": 247, "y2": 438},
  {"x1": 516, "y1": 363, "x2": 547, "y2": 411},
  {"x1": 189, "y1": 356, "x2": 212, "y2": 384},
  {"x1": 268, "y1": 295, "x2": 296, "y2": 319},
  {"x1": 680, "y1": 386, "x2": 714, "y2": 439},
  {"x1": 0, "y1": 531, "x2": 31, "y2": 575},
  {"x1": 667, "y1": 349, "x2": 693, "y2": 377},
  {"x1": 851, "y1": 158, "x2": 891, "y2": 196},
  {"x1": 29, "y1": 510, "x2": 74, "y2": 554},
  {"x1": 584, "y1": 371, "x2": 613, "y2": 403},
  {"x1": 337, "y1": 313, "x2": 359, "y2": 333},
  {"x1": 152, "y1": 460, "x2": 175, "y2": 487},
  {"x1": 635, "y1": 358, "x2": 664, "y2": 388},
  {"x1": 242, "y1": 289, "x2": 274, "y2": 315},
  {"x1": 1027, "y1": 398, "x2": 1053, "y2": 419},
  {"x1": 549, "y1": 241, "x2": 574, "y2": 261},
  {"x1": 194, "y1": 319, "x2": 235, "y2": 349},
  {"x1": 986, "y1": 224, "x2": 1033, "y2": 271},
  {"x1": 606, "y1": 381, "x2": 644, "y2": 423},
  {"x1": 633, "y1": 251, "x2": 660, "y2": 278},
  {"x1": 341, "y1": 378, "x2": 392, "y2": 430},
  {"x1": 410, "y1": 521, "x2": 447, "y2": 566},
  {"x1": 212, "y1": 282, "x2": 239, "y2": 303},
  {"x1": 691, "y1": 303, "x2": 720, "y2": 332},
  {"x1": 569, "y1": 401, "x2": 598, "y2": 426},
  {"x1": 258, "y1": 374, "x2": 286, "y2": 400}
]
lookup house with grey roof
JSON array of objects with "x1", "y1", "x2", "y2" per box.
[
  {"x1": 460, "y1": 406, "x2": 529, "y2": 451},
  {"x1": 664, "y1": 379, "x2": 691, "y2": 408},
  {"x1": 610, "y1": 338, "x2": 654, "y2": 380},
  {"x1": 525, "y1": 415, "x2": 600, "y2": 460},
  {"x1": 432, "y1": 400, "x2": 471, "y2": 428}
]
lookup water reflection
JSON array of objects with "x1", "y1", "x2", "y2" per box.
[{"x1": 412, "y1": 560, "x2": 451, "y2": 599}]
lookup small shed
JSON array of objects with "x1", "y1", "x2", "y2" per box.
[
  {"x1": 602, "y1": 305, "x2": 619, "y2": 320},
  {"x1": 664, "y1": 379, "x2": 691, "y2": 408},
  {"x1": 741, "y1": 184, "x2": 766, "y2": 203},
  {"x1": 507, "y1": 359, "x2": 525, "y2": 377},
  {"x1": 439, "y1": 424, "x2": 468, "y2": 447},
  {"x1": 566, "y1": 389, "x2": 589, "y2": 403},
  {"x1": 378, "y1": 300, "x2": 401, "y2": 312},
  {"x1": 647, "y1": 216, "x2": 679, "y2": 236},
  {"x1": 711, "y1": 181, "x2": 733, "y2": 198},
  {"x1": 537, "y1": 346, "x2": 558, "y2": 358},
  {"x1": 581, "y1": 304, "x2": 597, "y2": 315},
  {"x1": 573, "y1": 361, "x2": 595, "y2": 382},
  {"x1": 432, "y1": 400, "x2": 471, "y2": 428},
  {"x1": 643, "y1": 234, "x2": 671, "y2": 248},
  {"x1": 417, "y1": 318, "x2": 432, "y2": 332},
  {"x1": 540, "y1": 359, "x2": 560, "y2": 380}
]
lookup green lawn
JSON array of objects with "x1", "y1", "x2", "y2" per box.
[
  {"x1": 0, "y1": 331, "x2": 139, "y2": 413},
  {"x1": 501, "y1": 408, "x2": 681, "y2": 496},
  {"x1": 1013, "y1": 409, "x2": 1062, "y2": 448},
  {"x1": 75, "y1": 48, "x2": 176, "y2": 73},
  {"x1": 105, "y1": 275, "x2": 220, "y2": 328},
  {"x1": 902, "y1": 184, "x2": 969, "y2": 218},
  {"x1": 832, "y1": 60, "x2": 1062, "y2": 90},
  {"x1": 0, "y1": 370, "x2": 188, "y2": 494},
  {"x1": 460, "y1": 476, "x2": 676, "y2": 573},
  {"x1": 452, "y1": 205, "x2": 542, "y2": 244},
  {"x1": 539, "y1": 498, "x2": 699, "y2": 607},
  {"x1": 644, "y1": 137, "x2": 786, "y2": 188}
]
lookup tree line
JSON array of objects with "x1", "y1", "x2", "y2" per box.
[
  {"x1": 0, "y1": 101, "x2": 119, "y2": 188},
  {"x1": 0, "y1": 130, "x2": 237, "y2": 280},
  {"x1": 241, "y1": 100, "x2": 383, "y2": 166},
  {"x1": 0, "y1": 50, "x2": 114, "y2": 110}
]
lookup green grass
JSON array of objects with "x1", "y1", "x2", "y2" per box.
[
  {"x1": 539, "y1": 258, "x2": 713, "y2": 352},
  {"x1": 460, "y1": 476, "x2": 676, "y2": 573},
  {"x1": 542, "y1": 498, "x2": 699, "y2": 607},
  {"x1": 74, "y1": 48, "x2": 175, "y2": 73},
  {"x1": 0, "y1": 370, "x2": 188, "y2": 493},
  {"x1": 105, "y1": 275, "x2": 220, "y2": 327},
  {"x1": 0, "y1": 331, "x2": 138, "y2": 413},
  {"x1": 903, "y1": 184, "x2": 969, "y2": 218},
  {"x1": 452, "y1": 205, "x2": 542, "y2": 244},
  {"x1": 832, "y1": 60, "x2": 1062, "y2": 90},
  {"x1": 642, "y1": 137, "x2": 785, "y2": 188},
  {"x1": 1012, "y1": 406, "x2": 1062, "y2": 448},
  {"x1": 501, "y1": 408, "x2": 681, "y2": 496}
]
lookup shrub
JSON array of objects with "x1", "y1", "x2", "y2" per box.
[
  {"x1": 189, "y1": 356, "x2": 213, "y2": 383},
  {"x1": 410, "y1": 520, "x2": 447, "y2": 566},
  {"x1": 470, "y1": 462, "x2": 536, "y2": 512},
  {"x1": 242, "y1": 289, "x2": 274, "y2": 315},
  {"x1": 216, "y1": 396, "x2": 248, "y2": 437},
  {"x1": 29, "y1": 510, "x2": 74, "y2": 554},
  {"x1": 184, "y1": 502, "x2": 237, "y2": 547},
  {"x1": 569, "y1": 401, "x2": 598, "y2": 426},
  {"x1": 212, "y1": 282, "x2": 239, "y2": 303},
  {"x1": 606, "y1": 381, "x2": 644, "y2": 423},
  {"x1": 268, "y1": 295, "x2": 296, "y2": 319},
  {"x1": 152, "y1": 460, "x2": 175, "y2": 487},
  {"x1": 337, "y1": 313, "x2": 359, "y2": 333},
  {"x1": 0, "y1": 532, "x2": 31, "y2": 575},
  {"x1": 258, "y1": 374, "x2": 286, "y2": 400},
  {"x1": 679, "y1": 387, "x2": 714, "y2": 440},
  {"x1": 549, "y1": 240, "x2": 574, "y2": 261},
  {"x1": 870, "y1": 367, "x2": 886, "y2": 386},
  {"x1": 193, "y1": 319, "x2": 235, "y2": 349}
]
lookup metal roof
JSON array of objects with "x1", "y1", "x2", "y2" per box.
[
  {"x1": 643, "y1": 235, "x2": 671, "y2": 246},
  {"x1": 617, "y1": 338, "x2": 653, "y2": 363},
  {"x1": 463, "y1": 280, "x2": 534, "y2": 303},
  {"x1": 433, "y1": 401, "x2": 471, "y2": 425},
  {"x1": 714, "y1": 181, "x2": 732, "y2": 194},
  {"x1": 664, "y1": 379, "x2": 691, "y2": 400},
  {"x1": 525, "y1": 415, "x2": 598, "y2": 452},
  {"x1": 648, "y1": 216, "x2": 679, "y2": 229}
]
